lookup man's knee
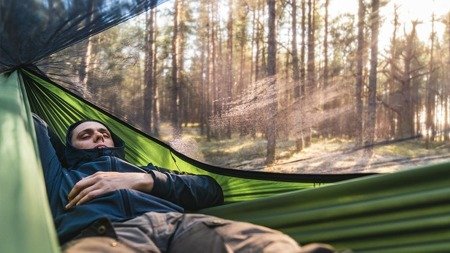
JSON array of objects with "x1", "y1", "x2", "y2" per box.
[
  {"x1": 62, "y1": 237, "x2": 137, "y2": 253},
  {"x1": 171, "y1": 215, "x2": 304, "y2": 253}
]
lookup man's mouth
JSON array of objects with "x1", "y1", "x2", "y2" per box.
[{"x1": 95, "y1": 145, "x2": 107, "y2": 149}]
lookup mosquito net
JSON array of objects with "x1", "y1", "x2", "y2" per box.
[{"x1": 25, "y1": 0, "x2": 450, "y2": 175}]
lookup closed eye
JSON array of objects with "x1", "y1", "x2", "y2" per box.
[{"x1": 80, "y1": 134, "x2": 91, "y2": 139}]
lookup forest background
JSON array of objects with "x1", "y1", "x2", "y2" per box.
[{"x1": 41, "y1": 0, "x2": 450, "y2": 174}]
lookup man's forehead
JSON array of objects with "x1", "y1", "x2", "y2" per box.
[{"x1": 73, "y1": 121, "x2": 109, "y2": 134}]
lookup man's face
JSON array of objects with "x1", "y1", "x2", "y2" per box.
[{"x1": 71, "y1": 121, "x2": 115, "y2": 150}]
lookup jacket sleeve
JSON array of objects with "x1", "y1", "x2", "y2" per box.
[
  {"x1": 32, "y1": 114, "x2": 64, "y2": 197},
  {"x1": 141, "y1": 164, "x2": 224, "y2": 210}
]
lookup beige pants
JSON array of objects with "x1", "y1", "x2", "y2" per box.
[{"x1": 63, "y1": 212, "x2": 335, "y2": 253}]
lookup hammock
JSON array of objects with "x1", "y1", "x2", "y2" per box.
[
  {"x1": 2, "y1": 69, "x2": 450, "y2": 253},
  {"x1": 2, "y1": 0, "x2": 450, "y2": 252}
]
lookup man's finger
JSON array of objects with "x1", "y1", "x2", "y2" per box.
[
  {"x1": 67, "y1": 176, "x2": 96, "y2": 200},
  {"x1": 66, "y1": 184, "x2": 98, "y2": 209},
  {"x1": 75, "y1": 189, "x2": 106, "y2": 206}
]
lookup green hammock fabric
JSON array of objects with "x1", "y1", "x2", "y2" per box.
[
  {"x1": 203, "y1": 162, "x2": 450, "y2": 252},
  {"x1": 23, "y1": 69, "x2": 333, "y2": 203},
  {"x1": 0, "y1": 72, "x2": 59, "y2": 253},
  {"x1": 4, "y1": 69, "x2": 450, "y2": 252}
]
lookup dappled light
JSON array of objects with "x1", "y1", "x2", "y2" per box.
[{"x1": 35, "y1": 0, "x2": 450, "y2": 174}]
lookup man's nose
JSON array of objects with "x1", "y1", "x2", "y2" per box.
[{"x1": 93, "y1": 132, "x2": 104, "y2": 142}]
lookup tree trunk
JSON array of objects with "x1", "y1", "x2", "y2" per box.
[
  {"x1": 300, "y1": 0, "x2": 306, "y2": 97},
  {"x1": 291, "y1": 0, "x2": 302, "y2": 151},
  {"x1": 170, "y1": 0, "x2": 181, "y2": 136},
  {"x1": 152, "y1": 9, "x2": 160, "y2": 137},
  {"x1": 426, "y1": 15, "x2": 437, "y2": 145},
  {"x1": 238, "y1": 16, "x2": 246, "y2": 137},
  {"x1": 366, "y1": 0, "x2": 380, "y2": 146},
  {"x1": 266, "y1": 0, "x2": 277, "y2": 164},
  {"x1": 210, "y1": 1, "x2": 218, "y2": 139},
  {"x1": 178, "y1": 0, "x2": 187, "y2": 129},
  {"x1": 143, "y1": 8, "x2": 155, "y2": 134},
  {"x1": 251, "y1": 1, "x2": 264, "y2": 138},
  {"x1": 305, "y1": 0, "x2": 315, "y2": 147},
  {"x1": 296, "y1": 0, "x2": 306, "y2": 150},
  {"x1": 445, "y1": 14, "x2": 450, "y2": 141},
  {"x1": 388, "y1": 5, "x2": 399, "y2": 138},
  {"x1": 78, "y1": 1, "x2": 95, "y2": 97},
  {"x1": 205, "y1": 1, "x2": 213, "y2": 141},
  {"x1": 198, "y1": 0, "x2": 209, "y2": 136},
  {"x1": 323, "y1": 0, "x2": 329, "y2": 90},
  {"x1": 355, "y1": 0, "x2": 365, "y2": 145},
  {"x1": 291, "y1": 0, "x2": 300, "y2": 95},
  {"x1": 250, "y1": 8, "x2": 256, "y2": 84},
  {"x1": 200, "y1": 36, "x2": 206, "y2": 136},
  {"x1": 225, "y1": 0, "x2": 234, "y2": 138},
  {"x1": 255, "y1": 5, "x2": 262, "y2": 82},
  {"x1": 322, "y1": 0, "x2": 329, "y2": 137},
  {"x1": 398, "y1": 22, "x2": 418, "y2": 139}
]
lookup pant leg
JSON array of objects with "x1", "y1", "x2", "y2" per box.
[
  {"x1": 168, "y1": 213, "x2": 304, "y2": 253},
  {"x1": 113, "y1": 212, "x2": 335, "y2": 253},
  {"x1": 112, "y1": 212, "x2": 185, "y2": 253}
]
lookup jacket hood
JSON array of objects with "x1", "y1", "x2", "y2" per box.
[{"x1": 64, "y1": 119, "x2": 125, "y2": 168}]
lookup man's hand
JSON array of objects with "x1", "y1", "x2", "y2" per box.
[{"x1": 65, "y1": 172, "x2": 154, "y2": 209}]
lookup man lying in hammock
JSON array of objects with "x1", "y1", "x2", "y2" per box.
[{"x1": 33, "y1": 114, "x2": 335, "y2": 253}]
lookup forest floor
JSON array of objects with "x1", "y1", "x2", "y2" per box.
[{"x1": 161, "y1": 123, "x2": 450, "y2": 174}]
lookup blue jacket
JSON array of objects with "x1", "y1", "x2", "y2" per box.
[{"x1": 34, "y1": 116, "x2": 224, "y2": 244}]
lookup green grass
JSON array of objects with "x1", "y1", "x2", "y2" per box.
[{"x1": 375, "y1": 140, "x2": 450, "y2": 158}]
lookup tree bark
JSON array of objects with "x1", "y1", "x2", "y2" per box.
[
  {"x1": 323, "y1": 0, "x2": 329, "y2": 90},
  {"x1": 152, "y1": 9, "x2": 160, "y2": 137},
  {"x1": 225, "y1": 0, "x2": 234, "y2": 138},
  {"x1": 355, "y1": 0, "x2": 365, "y2": 145},
  {"x1": 170, "y1": 0, "x2": 181, "y2": 135},
  {"x1": 388, "y1": 5, "x2": 399, "y2": 138},
  {"x1": 305, "y1": 0, "x2": 315, "y2": 147},
  {"x1": 300, "y1": 0, "x2": 306, "y2": 97},
  {"x1": 290, "y1": 0, "x2": 303, "y2": 151},
  {"x1": 445, "y1": 14, "x2": 450, "y2": 141},
  {"x1": 322, "y1": 0, "x2": 329, "y2": 137},
  {"x1": 78, "y1": 1, "x2": 95, "y2": 97},
  {"x1": 398, "y1": 22, "x2": 418, "y2": 139},
  {"x1": 291, "y1": 0, "x2": 300, "y2": 97},
  {"x1": 425, "y1": 15, "x2": 437, "y2": 145},
  {"x1": 210, "y1": 1, "x2": 218, "y2": 139},
  {"x1": 296, "y1": 0, "x2": 307, "y2": 150},
  {"x1": 367, "y1": 0, "x2": 380, "y2": 145},
  {"x1": 143, "y1": 8, "x2": 155, "y2": 134},
  {"x1": 266, "y1": 0, "x2": 277, "y2": 164},
  {"x1": 198, "y1": 0, "x2": 209, "y2": 136}
]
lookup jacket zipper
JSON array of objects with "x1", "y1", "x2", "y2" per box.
[{"x1": 111, "y1": 157, "x2": 132, "y2": 217}]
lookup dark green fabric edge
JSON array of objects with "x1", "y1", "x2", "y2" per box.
[{"x1": 0, "y1": 71, "x2": 59, "y2": 253}]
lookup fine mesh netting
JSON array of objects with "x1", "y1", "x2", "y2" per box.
[{"x1": 32, "y1": 0, "x2": 450, "y2": 174}]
